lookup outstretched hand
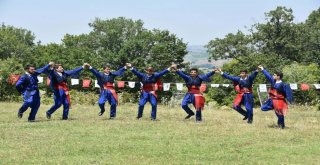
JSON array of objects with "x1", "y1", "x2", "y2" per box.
[
  {"x1": 83, "y1": 63, "x2": 90, "y2": 69},
  {"x1": 126, "y1": 63, "x2": 132, "y2": 68},
  {"x1": 49, "y1": 61, "x2": 55, "y2": 66},
  {"x1": 258, "y1": 65, "x2": 264, "y2": 71},
  {"x1": 170, "y1": 63, "x2": 177, "y2": 71},
  {"x1": 215, "y1": 68, "x2": 222, "y2": 73}
]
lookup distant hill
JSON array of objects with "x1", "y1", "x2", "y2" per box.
[{"x1": 184, "y1": 45, "x2": 230, "y2": 69}]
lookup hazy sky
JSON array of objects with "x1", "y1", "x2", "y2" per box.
[{"x1": 0, "y1": 0, "x2": 319, "y2": 45}]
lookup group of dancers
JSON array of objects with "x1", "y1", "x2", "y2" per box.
[{"x1": 15, "y1": 62, "x2": 292, "y2": 128}]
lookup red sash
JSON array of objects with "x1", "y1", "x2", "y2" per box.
[
  {"x1": 54, "y1": 82, "x2": 71, "y2": 106},
  {"x1": 103, "y1": 83, "x2": 118, "y2": 104},
  {"x1": 188, "y1": 85, "x2": 200, "y2": 94},
  {"x1": 268, "y1": 89, "x2": 288, "y2": 116},
  {"x1": 142, "y1": 83, "x2": 157, "y2": 98},
  {"x1": 188, "y1": 86, "x2": 205, "y2": 111},
  {"x1": 233, "y1": 88, "x2": 252, "y2": 106}
]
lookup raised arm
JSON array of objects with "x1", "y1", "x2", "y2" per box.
[
  {"x1": 64, "y1": 66, "x2": 84, "y2": 77},
  {"x1": 154, "y1": 68, "x2": 170, "y2": 79},
  {"x1": 131, "y1": 68, "x2": 144, "y2": 79},
  {"x1": 111, "y1": 66, "x2": 127, "y2": 77},
  {"x1": 199, "y1": 71, "x2": 215, "y2": 82},
  {"x1": 34, "y1": 62, "x2": 54, "y2": 76},
  {"x1": 248, "y1": 70, "x2": 259, "y2": 83},
  {"x1": 89, "y1": 67, "x2": 103, "y2": 79},
  {"x1": 176, "y1": 70, "x2": 190, "y2": 82},
  {"x1": 261, "y1": 69, "x2": 275, "y2": 85},
  {"x1": 221, "y1": 72, "x2": 240, "y2": 82}
]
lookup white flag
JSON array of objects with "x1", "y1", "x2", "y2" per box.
[
  {"x1": 314, "y1": 84, "x2": 320, "y2": 89},
  {"x1": 210, "y1": 84, "x2": 219, "y2": 87},
  {"x1": 37, "y1": 76, "x2": 43, "y2": 84},
  {"x1": 94, "y1": 80, "x2": 100, "y2": 88},
  {"x1": 222, "y1": 84, "x2": 230, "y2": 87},
  {"x1": 259, "y1": 84, "x2": 267, "y2": 92},
  {"x1": 71, "y1": 79, "x2": 79, "y2": 85},
  {"x1": 128, "y1": 81, "x2": 135, "y2": 88},
  {"x1": 163, "y1": 83, "x2": 170, "y2": 91},
  {"x1": 176, "y1": 83, "x2": 183, "y2": 91},
  {"x1": 290, "y1": 83, "x2": 298, "y2": 90}
]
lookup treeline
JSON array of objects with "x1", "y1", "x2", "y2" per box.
[
  {"x1": 0, "y1": 7, "x2": 319, "y2": 107},
  {"x1": 206, "y1": 7, "x2": 320, "y2": 106}
]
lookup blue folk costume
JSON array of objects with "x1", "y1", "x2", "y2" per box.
[
  {"x1": 221, "y1": 71, "x2": 258, "y2": 123},
  {"x1": 131, "y1": 67, "x2": 170, "y2": 120},
  {"x1": 176, "y1": 70, "x2": 214, "y2": 121},
  {"x1": 260, "y1": 69, "x2": 293, "y2": 128},
  {"x1": 16, "y1": 64, "x2": 51, "y2": 121},
  {"x1": 89, "y1": 66, "x2": 126, "y2": 118},
  {"x1": 46, "y1": 66, "x2": 83, "y2": 120}
]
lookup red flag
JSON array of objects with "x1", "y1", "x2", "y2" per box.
[
  {"x1": 82, "y1": 79, "x2": 91, "y2": 88},
  {"x1": 117, "y1": 81, "x2": 125, "y2": 88},
  {"x1": 300, "y1": 83, "x2": 310, "y2": 91},
  {"x1": 200, "y1": 83, "x2": 207, "y2": 92},
  {"x1": 8, "y1": 74, "x2": 20, "y2": 85}
]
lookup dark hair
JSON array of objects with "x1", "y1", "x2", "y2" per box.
[
  {"x1": 240, "y1": 70, "x2": 248, "y2": 73},
  {"x1": 103, "y1": 66, "x2": 111, "y2": 70},
  {"x1": 146, "y1": 66, "x2": 154, "y2": 72},
  {"x1": 54, "y1": 64, "x2": 62, "y2": 70},
  {"x1": 274, "y1": 71, "x2": 283, "y2": 79},
  {"x1": 189, "y1": 68, "x2": 198, "y2": 73},
  {"x1": 24, "y1": 64, "x2": 36, "y2": 70}
]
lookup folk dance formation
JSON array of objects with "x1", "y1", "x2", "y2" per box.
[{"x1": 15, "y1": 62, "x2": 293, "y2": 128}]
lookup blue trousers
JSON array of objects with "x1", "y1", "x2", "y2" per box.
[
  {"x1": 261, "y1": 98, "x2": 285, "y2": 126},
  {"x1": 138, "y1": 91, "x2": 157, "y2": 119},
  {"x1": 18, "y1": 90, "x2": 40, "y2": 120},
  {"x1": 181, "y1": 93, "x2": 202, "y2": 121},
  {"x1": 233, "y1": 93, "x2": 254, "y2": 121},
  {"x1": 47, "y1": 89, "x2": 70, "y2": 119},
  {"x1": 98, "y1": 89, "x2": 117, "y2": 118}
]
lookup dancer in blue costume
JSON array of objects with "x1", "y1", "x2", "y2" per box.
[
  {"x1": 172, "y1": 65, "x2": 215, "y2": 122},
  {"x1": 87, "y1": 63, "x2": 127, "y2": 119},
  {"x1": 127, "y1": 63, "x2": 174, "y2": 121},
  {"x1": 258, "y1": 65, "x2": 293, "y2": 129},
  {"x1": 46, "y1": 63, "x2": 88, "y2": 120},
  {"x1": 217, "y1": 68, "x2": 258, "y2": 124},
  {"x1": 16, "y1": 62, "x2": 54, "y2": 121}
]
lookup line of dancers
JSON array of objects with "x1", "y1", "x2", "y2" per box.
[{"x1": 16, "y1": 62, "x2": 292, "y2": 128}]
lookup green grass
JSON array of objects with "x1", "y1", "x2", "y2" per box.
[{"x1": 1, "y1": 102, "x2": 320, "y2": 164}]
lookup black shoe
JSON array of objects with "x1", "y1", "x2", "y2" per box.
[
  {"x1": 278, "y1": 123, "x2": 285, "y2": 129},
  {"x1": 247, "y1": 119, "x2": 253, "y2": 124},
  {"x1": 28, "y1": 119, "x2": 35, "y2": 122},
  {"x1": 136, "y1": 116, "x2": 142, "y2": 120},
  {"x1": 109, "y1": 117, "x2": 115, "y2": 120},
  {"x1": 151, "y1": 118, "x2": 156, "y2": 121},
  {"x1": 46, "y1": 113, "x2": 51, "y2": 119},
  {"x1": 17, "y1": 113, "x2": 23, "y2": 119},
  {"x1": 98, "y1": 112, "x2": 104, "y2": 116},
  {"x1": 184, "y1": 114, "x2": 194, "y2": 119},
  {"x1": 243, "y1": 115, "x2": 248, "y2": 120},
  {"x1": 62, "y1": 117, "x2": 68, "y2": 120},
  {"x1": 196, "y1": 120, "x2": 202, "y2": 123}
]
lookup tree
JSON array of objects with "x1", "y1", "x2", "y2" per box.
[{"x1": 0, "y1": 24, "x2": 35, "y2": 60}]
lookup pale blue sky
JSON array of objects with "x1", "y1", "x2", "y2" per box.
[{"x1": 0, "y1": 0, "x2": 319, "y2": 45}]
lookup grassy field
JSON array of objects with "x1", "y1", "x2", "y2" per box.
[{"x1": 0, "y1": 102, "x2": 320, "y2": 164}]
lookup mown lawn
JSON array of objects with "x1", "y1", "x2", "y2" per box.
[{"x1": 0, "y1": 102, "x2": 319, "y2": 164}]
